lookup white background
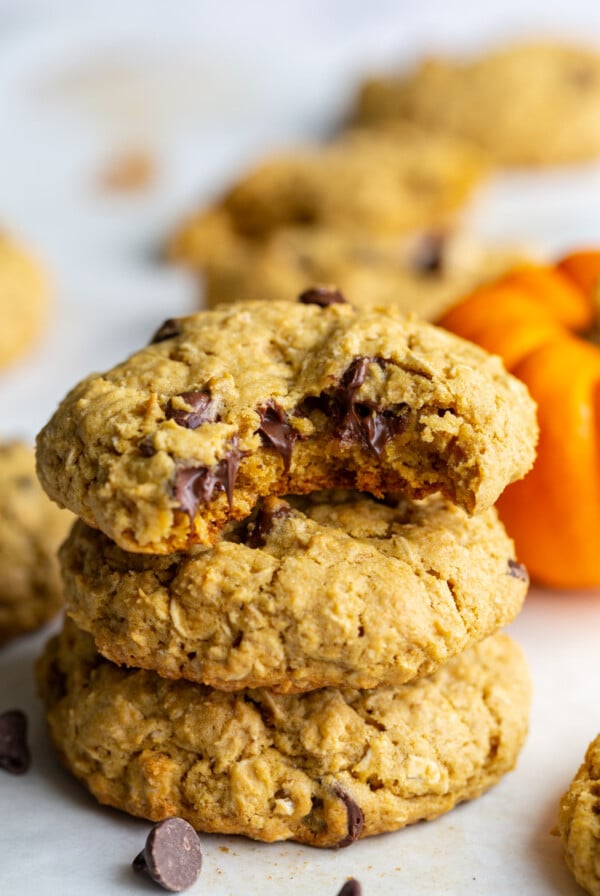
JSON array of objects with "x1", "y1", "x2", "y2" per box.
[{"x1": 1, "y1": 2, "x2": 600, "y2": 894}]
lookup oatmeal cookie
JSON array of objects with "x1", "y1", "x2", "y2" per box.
[
  {"x1": 558, "y1": 734, "x2": 600, "y2": 895},
  {"x1": 354, "y1": 42, "x2": 600, "y2": 166},
  {"x1": 169, "y1": 125, "x2": 486, "y2": 261},
  {"x1": 0, "y1": 234, "x2": 48, "y2": 369},
  {"x1": 60, "y1": 491, "x2": 528, "y2": 692},
  {"x1": 38, "y1": 620, "x2": 531, "y2": 847},
  {"x1": 195, "y1": 226, "x2": 525, "y2": 320},
  {"x1": 36, "y1": 299, "x2": 537, "y2": 553},
  {"x1": 0, "y1": 442, "x2": 71, "y2": 645}
]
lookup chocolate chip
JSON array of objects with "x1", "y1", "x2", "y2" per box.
[
  {"x1": 336, "y1": 881, "x2": 362, "y2": 896},
  {"x1": 332, "y1": 783, "x2": 364, "y2": 848},
  {"x1": 133, "y1": 817, "x2": 202, "y2": 892},
  {"x1": 174, "y1": 440, "x2": 243, "y2": 517},
  {"x1": 166, "y1": 391, "x2": 216, "y2": 430},
  {"x1": 150, "y1": 318, "x2": 181, "y2": 344},
  {"x1": 298, "y1": 357, "x2": 409, "y2": 456},
  {"x1": 507, "y1": 559, "x2": 529, "y2": 583},
  {"x1": 244, "y1": 500, "x2": 292, "y2": 548},
  {"x1": 335, "y1": 357, "x2": 409, "y2": 456},
  {"x1": 0, "y1": 709, "x2": 31, "y2": 775},
  {"x1": 298, "y1": 286, "x2": 348, "y2": 307},
  {"x1": 257, "y1": 402, "x2": 299, "y2": 472},
  {"x1": 138, "y1": 435, "x2": 156, "y2": 457},
  {"x1": 411, "y1": 232, "x2": 446, "y2": 275},
  {"x1": 360, "y1": 408, "x2": 410, "y2": 457}
]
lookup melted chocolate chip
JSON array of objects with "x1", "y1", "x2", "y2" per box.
[
  {"x1": 411, "y1": 232, "x2": 446, "y2": 275},
  {"x1": 329, "y1": 357, "x2": 409, "y2": 456},
  {"x1": 257, "y1": 402, "x2": 299, "y2": 472},
  {"x1": 0, "y1": 709, "x2": 31, "y2": 775},
  {"x1": 150, "y1": 318, "x2": 181, "y2": 344},
  {"x1": 507, "y1": 559, "x2": 529, "y2": 583},
  {"x1": 245, "y1": 501, "x2": 292, "y2": 549},
  {"x1": 133, "y1": 818, "x2": 202, "y2": 892},
  {"x1": 166, "y1": 391, "x2": 216, "y2": 430},
  {"x1": 298, "y1": 286, "x2": 348, "y2": 307},
  {"x1": 174, "y1": 440, "x2": 243, "y2": 517},
  {"x1": 337, "y1": 881, "x2": 362, "y2": 896},
  {"x1": 332, "y1": 783, "x2": 364, "y2": 849}
]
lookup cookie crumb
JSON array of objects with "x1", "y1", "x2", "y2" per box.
[{"x1": 98, "y1": 149, "x2": 155, "y2": 193}]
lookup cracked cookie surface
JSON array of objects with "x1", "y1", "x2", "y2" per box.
[
  {"x1": 354, "y1": 42, "x2": 600, "y2": 166},
  {"x1": 61, "y1": 491, "x2": 528, "y2": 692},
  {"x1": 0, "y1": 234, "x2": 48, "y2": 369},
  {"x1": 183, "y1": 224, "x2": 524, "y2": 321},
  {"x1": 38, "y1": 620, "x2": 531, "y2": 847},
  {"x1": 558, "y1": 734, "x2": 600, "y2": 895},
  {"x1": 0, "y1": 442, "x2": 72, "y2": 645},
  {"x1": 36, "y1": 299, "x2": 537, "y2": 554}
]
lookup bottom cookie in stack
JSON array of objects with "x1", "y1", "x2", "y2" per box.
[{"x1": 38, "y1": 618, "x2": 530, "y2": 848}]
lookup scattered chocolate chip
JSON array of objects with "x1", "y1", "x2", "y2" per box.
[
  {"x1": 507, "y1": 559, "x2": 529, "y2": 583},
  {"x1": 244, "y1": 500, "x2": 292, "y2": 548},
  {"x1": 298, "y1": 286, "x2": 348, "y2": 307},
  {"x1": 257, "y1": 402, "x2": 299, "y2": 472},
  {"x1": 166, "y1": 391, "x2": 216, "y2": 430},
  {"x1": 133, "y1": 817, "x2": 202, "y2": 892},
  {"x1": 174, "y1": 439, "x2": 243, "y2": 517},
  {"x1": 411, "y1": 231, "x2": 446, "y2": 275},
  {"x1": 0, "y1": 709, "x2": 31, "y2": 775},
  {"x1": 336, "y1": 880, "x2": 362, "y2": 896},
  {"x1": 138, "y1": 435, "x2": 156, "y2": 457},
  {"x1": 332, "y1": 783, "x2": 364, "y2": 848},
  {"x1": 150, "y1": 318, "x2": 181, "y2": 344}
]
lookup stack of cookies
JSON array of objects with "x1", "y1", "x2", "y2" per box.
[{"x1": 36, "y1": 295, "x2": 537, "y2": 847}]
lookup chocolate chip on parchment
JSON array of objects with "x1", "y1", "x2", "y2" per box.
[
  {"x1": 150, "y1": 318, "x2": 181, "y2": 344},
  {"x1": 166, "y1": 391, "x2": 216, "y2": 430},
  {"x1": 0, "y1": 709, "x2": 31, "y2": 775},
  {"x1": 507, "y1": 559, "x2": 529, "y2": 583},
  {"x1": 257, "y1": 401, "x2": 299, "y2": 472},
  {"x1": 332, "y1": 783, "x2": 364, "y2": 848},
  {"x1": 132, "y1": 817, "x2": 202, "y2": 892},
  {"x1": 336, "y1": 880, "x2": 363, "y2": 896},
  {"x1": 298, "y1": 286, "x2": 348, "y2": 307}
]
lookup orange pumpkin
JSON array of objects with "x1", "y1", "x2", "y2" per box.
[{"x1": 439, "y1": 251, "x2": 600, "y2": 589}]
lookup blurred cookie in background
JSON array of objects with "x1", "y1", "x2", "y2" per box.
[
  {"x1": 0, "y1": 441, "x2": 72, "y2": 646},
  {"x1": 179, "y1": 222, "x2": 528, "y2": 320},
  {"x1": 354, "y1": 42, "x2": 600, "y2": 166},
  {"x1": 0, "y1": 233, "x2": 49, "y2": 370},
  {"x1": 169, "y1": 124, "x2": 487, "y2": 262}
]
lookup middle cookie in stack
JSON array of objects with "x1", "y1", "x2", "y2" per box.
[{"x1": 36, "y1": 295, "x2": 538, "y2": 847}]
